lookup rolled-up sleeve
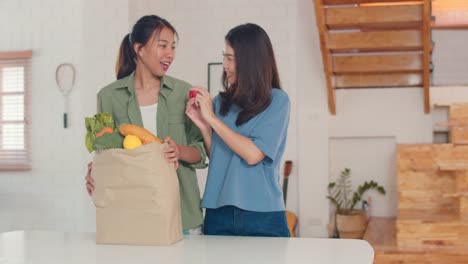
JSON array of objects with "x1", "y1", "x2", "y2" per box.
[
  {"x1": 249, "y1": 93, "x2": 290, "y2": 163},
  {"x1": 186, "y1": 117, "x2": 208, "y2": 169}
]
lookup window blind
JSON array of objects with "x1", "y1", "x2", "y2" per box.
[
  {"x1": 433, "y1": 0, "x2": 468, "y2": 28},
  {"x1": 0, "y1": 51, "x2": 32, "y2": 171}
]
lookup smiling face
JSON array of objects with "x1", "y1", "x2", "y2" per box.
[
  {"x1": 223, "y1": 43, "x2": 237, "y2": 87},
  {"x1": 135, "y1": 26, "x2": 176, "y2": 78}
]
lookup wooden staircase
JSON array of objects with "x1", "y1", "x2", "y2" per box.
[
  {"x1": 313, "y1": 0, "x2": 433, "y2": 115},
  {"x1": 364, "y1": 103, "x2": 468, "y2": 263}
]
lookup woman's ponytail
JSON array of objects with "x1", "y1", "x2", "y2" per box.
[{"x1": 115, "y1": 33, "x2": 136, "y2": 79}]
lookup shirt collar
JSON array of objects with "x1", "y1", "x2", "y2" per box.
[{"x1": 114, "y1": 72, "x2": 174, "y2": 94}]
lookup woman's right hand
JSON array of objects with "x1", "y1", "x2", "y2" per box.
[
  {"x1": 186, "y1": 96, "x2": 210, "y2": 132},
  {"x1": 85, "y1": 162, "x2": 94, "y2": 196}
]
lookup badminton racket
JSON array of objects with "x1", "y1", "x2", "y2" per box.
[{"x1": 55, "y1": 63, "x2": 76, "y2": 128}]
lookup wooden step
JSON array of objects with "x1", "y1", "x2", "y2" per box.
[
  {"x1": 399, "y1": 209, "x2": 460, "y2": 222},
  {"x1": 450, "y1": 104, "x2": 468, "y2": 120},
  {"x1": 397, "y1": 219, "x2": 468, "y2": 251},
  {"x1": 452, "y1": 145, "x2": 468, "y2": 159},
  {"x1": 332, "y1": 54, "x2": 422, "y2": 73},
  {"x1": 325, "y1": 5, "x2": 423, "y2": 29},
  {"x1": 462, "y1": 197, "x2": 468, "y2": 221},
  {"x1": 335, "y1": 73, "x2": 422, "y2": 88},
  {"x1": 450, "y1": 104, "x2": 468, "y2": 144},
  {"x1": 443, "y1": 192, "x2": 468, "y2": 198},
  {"x1": 451, "y1": 127, "x2": 468, "y2": 145},
  {"x1": 324, "y1": 0, "x2": 421, "y2": 5},
  {"x1": 328, "y1": 30, "x2": 422, "y2": 52},
  {"x1": 439, "y1": 161, "x2": 468, "y2": 171},
  {"x1": 364, "y1": 217, "x2": 468, "y2": 264},
  {"x1": 436, "y1": 122, "x2": 468, "y2": 129}
]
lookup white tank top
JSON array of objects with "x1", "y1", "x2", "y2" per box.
[{"x1": 139, "y1": 103, "x2": 158, "y2": 136}]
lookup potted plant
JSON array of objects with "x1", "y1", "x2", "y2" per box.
[{"x1": 327, "y1": 168, "x2": 386, "y2": 239}]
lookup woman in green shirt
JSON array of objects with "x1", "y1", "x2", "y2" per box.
[{"x1": 85, "y1": 15, "x2": 207, "y2": 234}]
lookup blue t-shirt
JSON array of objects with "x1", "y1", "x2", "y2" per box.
[{"x1": 201, "y1": 88, "x2": 290, "y2": 212}]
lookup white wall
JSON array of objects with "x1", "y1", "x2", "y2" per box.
[
  {"x1": 432, "y1": 30, "x2": 468, "y2": 86},
  {"x1": 78, "y1": 0, "x2": 129, "y2": 231},
  {"x1": 0, "y1": 0, "x2": 84, "y2": 232},
  {"x1": 329, "y1": 137, "x2": 397, "y2": 217},
  {"x1": 1, "y1": 0, "x2": 467, "y2": 238},
  {"x1": 295, "y1": 0, "x2": 330, "y2": 237},
  {"x1": 0, "y1": 0, "x2": 128, "y2": 233},
  {"x1": 330, "y1": 89, "x2": 433, "y2": 143},
  {"x1": 431, "y1": 86, "x2": 468, "y2": 106}
]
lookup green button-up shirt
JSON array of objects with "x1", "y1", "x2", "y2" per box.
[{"x1": 97, "y1": 72, "x2": 207, "y2": 230}]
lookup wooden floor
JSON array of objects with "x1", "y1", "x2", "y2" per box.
[{"x1": 363, "y1": 217, "x2": 468, "y2": 264}]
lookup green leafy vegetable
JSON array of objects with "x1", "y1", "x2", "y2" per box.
[
  {"x1": 84, "y1": 112, "x2": 122, "y2": 152},
  {"x1": 94, "y1": 131, "x2": 124, "y2": 151}
]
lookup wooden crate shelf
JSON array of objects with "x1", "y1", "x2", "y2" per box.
[
  {"x1": 364, "y1": 217, "x2": 468, "y2": 264},
  {"x1": 397, "y1": 220, "x2": 468, "y2": 251},
  {"x1": 398, "y1": 209, "x2": 460, "y2": 222},
  {"x1": 363, "y1": 104, "x2": 468, "y2": 263},
  {"x1": 450, "y1": 104, "x2": 468, "y2": 144}
]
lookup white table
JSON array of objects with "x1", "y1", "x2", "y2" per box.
[{"x1": 0, "y1": 231, "x2": 374, "y2": 264}]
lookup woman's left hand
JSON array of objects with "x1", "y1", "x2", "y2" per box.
[
  {"x1": 186, "y1": 97, "x2": 210, "y2": 132},
  {"x1": 163, "y1": 137, "x2": 179, "y2": 170}
]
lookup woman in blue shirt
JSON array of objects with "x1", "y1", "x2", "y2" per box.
[{"x1": 186, "y1": 23, "x2": 290, "y2": 237}]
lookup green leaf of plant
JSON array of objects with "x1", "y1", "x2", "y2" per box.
[{"x1": 327, "y1": 168, "x2": 386, "y2": 215}]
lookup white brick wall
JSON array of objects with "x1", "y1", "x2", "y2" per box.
[
  {"x1": 78, "y1": 0, "x2": 129, "y2": 232},
  {"x1": 0, "y1": 0, "x2": 128, "y2": 233},
  {"x1": 0, "y1": 0, "x2": 84, "y2": 232}
]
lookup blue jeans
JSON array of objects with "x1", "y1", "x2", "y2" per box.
[{"x1": 203, "y1": 205, "x2": 290, "y2": 237}]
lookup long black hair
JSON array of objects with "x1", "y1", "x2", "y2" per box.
[
  {"x1": 219, "y1": 23, "x2": 281, "y2": 126},
  {"x1": 115, "y1": 15, "x2": 178, "y2": 79}
]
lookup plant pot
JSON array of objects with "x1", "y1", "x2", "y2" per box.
[{"x1": 336, "y1": 210, "x2": 367, "y2": 239}]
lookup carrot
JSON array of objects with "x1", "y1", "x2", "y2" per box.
[
  {"x1": 119, "y1": 124, "x2": 163, "y2": 144},
  {"x1": 96, "y1": 127, "x2": 114, "y2": 138}
]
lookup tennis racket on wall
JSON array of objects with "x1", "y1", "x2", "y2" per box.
[{"x1": 55, "y1": 63, "x2": 76, "y2": 128}]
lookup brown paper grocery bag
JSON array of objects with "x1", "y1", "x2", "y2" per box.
[{"x1": 91, "y1": 142, "x2": 183, "y2": 246}]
